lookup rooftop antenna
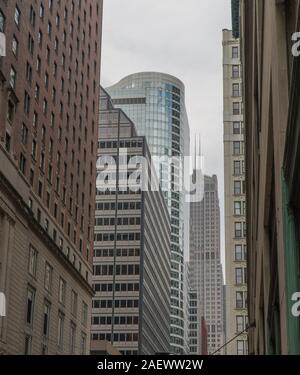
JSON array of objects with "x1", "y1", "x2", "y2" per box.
[{"x1": 194, "y1": 134, "x2": 197, "y2": 172}]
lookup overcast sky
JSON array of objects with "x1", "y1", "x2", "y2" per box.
[{"x1": 101, "y1": 0, "x2": 232, "y2": 271}]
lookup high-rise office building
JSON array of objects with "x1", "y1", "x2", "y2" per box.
[
  {"x1": 92, "y1": 88, "x2": 171, "y2": 355},
  {"x1": 0, "y1": 0, "x2": 102, "y2": 354},
  {"x1": 222, "y1": 29, "x2": 248, "y2": 355},
  {"x1": 240, "y1": 0, "x2": 300, "y2": 355},
  {"x1": 189, "y1": 175, "x2": 225, "y2": 355},
  {"x1": 106, "y1": 72, "x2": 190, "y2": 354}
]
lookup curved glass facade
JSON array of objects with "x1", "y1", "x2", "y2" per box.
[{"x1": 106, "y1": 72, "x2": 190, "y2": 354}]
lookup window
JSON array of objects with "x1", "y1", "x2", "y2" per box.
[
  {"x1": 34, "y1": 84, "x2": 40, "y2": 101},
  {"x1": 235, "y1": 244, "x2": 243, "y2": 261},
  {"x1": 36, "y1": 56, "x2": 41, "y2": 73},
  {"x1": 40, "y1": 151, "x2": 45, "y2": 171},
  {"x1": 24, "y1": 91, "x2": 31, "y2": 114},
  {"x1": 0, "y1": 10, "x2": 5, "y2": 32},
  {"x1": 234, "y1": 180, "x2": 241, "y2": 195},
  {"x1": 232, "y1": 46, "x2": 239, "y2": 58},
  {"x1": 47, "y1": 22, "x2": 52, "y2": 38},
  {"x1": 237, "y1": 340, "x2": 245, "y2": 355},
  {"x1": 235, "y1": 222, "x2": 242, "y2": 238},
  {"x1": 232, "y1": 83, "x2": 240, "y2": 97},
  {"x1": 234, "y1": 160, "x2": 241, "y2": 175},
  {"x1": 28, "y1": 34, "x2": 34, "y2": 55},
  {"x1": 7, "y1": 100, "x2": 15, "y2": 122},
  {"x1": 21, "y1": 124, "x2": 28, "y2": 145},
  {"x1": 233, "y1": 122, "x2": 240, "y2": 134},
  {"x1": 235, "y1": 268, "x2": 243, "y2": 285},
  {"x1": 54, "y1": 37, "x2": 59, "y2": 53},
  {"x1": 38, "y1": 180, "x2": 43, "y2": 198},
  {"x1": 234, "y1": 201, "x2": 242, "y2": 215},
  {"x1": 44, "y1": 263, "x2": 52, "y2": 292},
  {"x1": 59, "y1": 278, "x2": 66, "y2": 305},
  {"x1": 43, "y1": 303, "x2": 50, "y2": 337},
  {"x1": 236, "y1": 291, "x2": 243, "y2": 309},
  {"x1": 43, "y1": 99, "x2": 48, "y2": 114},
  {"x1": 29, "y1": 6, "x2": 36, "y2": 27},
  {"x1": 244, "y1": 244, "x2": 247, "y2": 260},
  {"x1": 39, "y1": 4, "x2": 44, "y2": 19},
  {"x1": 57, "y1": 312, "x2": 64, "y2": 348},
  {"x1": 32, "y1": 139, "x2": 37, "y2": 159},
  {"x1": 52, "y1": 87, "x2": 56, "y2": 103},
  {"x1": 19, "y1": 153, "x2": 26, "y2": 174},
  {"x1": 44, "y1": 73, "x2": 49, "y2": 89},
  {"x1": 28, "y1": 246, "x2": 38, "y2": 277},
  {"x1": 26, "y1": 62, "x2": 32, "y2": 83},
  {"x1": 242, "y1": 201, "x2": 246, "y2": 215},
  {"x1": 14, "y1": 6, "x2": 21, "y2": 27},
  {"x1": 44, "y1": 48, "x2": 50, "y2": 66},
  {"x1": 26, "y1": 288, "x2": 35, "y2": 325},
  {"x1": 71, "y1": 290, "x2": 78, "y2": 317},
  {"x1": 232, "y1": 65, "x2": 239, "y2": 78},
  {"x1": 9, "y1": 67, "x2": 16, "y2": 89},
  {"x1": 233, "y1": 141, "x2": 241, "y2": 155},
  {"x1": 12, "y1": 35, "x2": 19, "y2": 56},
  {"x1": 233, "y1": 102, "x2": 240, "y2": 115},
  {"x1": 5, "y1": 132, "x2": 11, "y2": 152},
  {"x1": 82, "y1": 302, "x2": 88, "y2": 326},
  {"x1": 24, "y1": 335, "x2": 33, "y2": 355},
  {"x1": 236, "y1": 315, "x2": 245, "y2": 333},
  {"x1": 38, "y1": 30, "x2": 43, "y2": 46},
  {"x1": 62, "y1": 54, "x2": 65, "y2": 69}
]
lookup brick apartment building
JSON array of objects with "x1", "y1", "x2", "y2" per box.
[{"x1": 0, "y1": 0, "x2": 102, "y2": 354}]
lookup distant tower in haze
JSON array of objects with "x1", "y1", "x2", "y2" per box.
[{"x1": 189, "y1": 174, "x2": 225, "y2": 354}]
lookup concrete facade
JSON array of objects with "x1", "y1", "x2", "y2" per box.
[
  {"x1": 223, "y1": 29, "x2": 248, "y2": 355},
  {"x1": 0, "y1": 0, "x2": 102, "y2": 354}
]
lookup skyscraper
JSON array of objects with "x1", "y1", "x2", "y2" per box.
[
  {"x1": 92, "y1": 88, "x2": 171, "y2": 355},
  {"x1": 223, "y1": 29, "x2": 248, "y2": 355},
  {"x1": 189, "y1": 175, "x2": 225, "y2": 355},
  {"x1": 0, "y1": 0, "x2": 102, "y2": 354},
  {"x1": 106, "y1": 72, "x2": 190, "y2": 354}
]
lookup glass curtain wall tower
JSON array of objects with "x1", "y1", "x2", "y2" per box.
[{"x1": 106, "y1": 72, "x2": 190, "y2": 354}]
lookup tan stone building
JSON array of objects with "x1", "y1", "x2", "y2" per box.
[
  {"x1": 223, "y1": 29, "x2": 248, "y2": 355},
  {"x1": 0, "y1": 0, "x2": 103, "y2": 354},
  {"x1": 240, "y1": 0, "x2": 300, "y2": 354}
]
